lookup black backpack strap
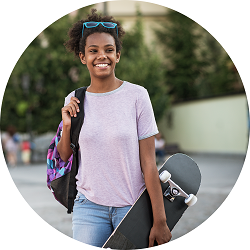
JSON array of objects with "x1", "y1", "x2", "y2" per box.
[
  {"x1": 67, "y1": 86, "x2": 87, "y2": 213},
  {"x1": 70, "y1": 86, "x2": 87, "y2": 151}
]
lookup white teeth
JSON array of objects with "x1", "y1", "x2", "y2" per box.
[{"x1": 96, "y1": 64, "x2": 108, "y2": 68}]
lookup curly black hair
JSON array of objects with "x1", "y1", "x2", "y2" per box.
[{"x1": 64, "y1": 9, "x2": 125, "y2": 58}]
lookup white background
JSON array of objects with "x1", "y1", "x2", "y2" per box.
[{"x1": 0, "y1": 0, "x2": 249, "y2": 249}]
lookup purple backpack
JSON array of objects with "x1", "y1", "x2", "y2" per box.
[{"x1": 47, "y1": 87, "x2": 87, "y2": 213}]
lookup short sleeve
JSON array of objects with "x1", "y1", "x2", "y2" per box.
[
  {"x1": 136, "y1": 88, "x2": 159, "y2": 140},
  {"x1": 64, "y1": 91, "x2": 75, "y2": 106}
]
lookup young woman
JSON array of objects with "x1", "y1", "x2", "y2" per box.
[{"x1": 57, "y1": 9, "x2": 172, "y2": 248}]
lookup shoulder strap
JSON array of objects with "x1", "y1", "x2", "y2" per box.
[
  {"x1": 70, "y1": 86, "x2": 87, "y2": 150},
  {"x1": 67, "y1": 86, "x2": 87, "y2": 214}
]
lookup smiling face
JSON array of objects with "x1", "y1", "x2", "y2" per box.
[{"x1": 79, "y1": 32, "x2": 121, "y2": 80}]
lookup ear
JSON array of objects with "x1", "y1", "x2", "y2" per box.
[
  {"x1": 79, "y1": 52, "x2": 86, "y2": 64},
  {"x1": 116, "y1": 51, "x2": 121, "y2": 63}
]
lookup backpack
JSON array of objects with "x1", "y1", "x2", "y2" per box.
[{"x1": 47, "y1": 86, "x2": 87, "y2": 214}]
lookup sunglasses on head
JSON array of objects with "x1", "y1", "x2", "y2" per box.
[{"x1": 82, "y1": 22, "x2": 118, "y2": 37}]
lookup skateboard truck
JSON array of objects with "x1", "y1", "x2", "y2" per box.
[{"x1": 159, "y1": 170, "x2": 197, "y2": 206}]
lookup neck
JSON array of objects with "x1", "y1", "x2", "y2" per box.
[{"x1": 88, "y1": 76, "x2": 123, "y2": 93}]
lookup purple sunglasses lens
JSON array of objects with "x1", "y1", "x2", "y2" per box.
[{"x1": 85, "y1": 22, "x2": 99, "y2": 27}]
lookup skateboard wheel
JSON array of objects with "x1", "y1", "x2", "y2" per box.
[
  {"x1": 159, "y1": 170, "x2": 171, "y2": 183},
  {"x1": 185, "y1": 194, "x2": 197, "y2": 206}
]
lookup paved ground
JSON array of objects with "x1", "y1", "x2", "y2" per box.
[{"x1": 7, "y1": 153, "x2": 245, "y2": 243}]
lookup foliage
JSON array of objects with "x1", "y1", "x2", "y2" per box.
[
  {"x1": 154, "y1": 9, "x2": 242, "y2": 102},
  {"x1": 116, "y1": 10, "x2": 169, "y2": 122},
  {"x1": 1, "y1": 7, "x2": 169, "y2": 134},
  {"x1": 154, "y1": 10, "x2": 202, "y2": 102},
  {"x1": 1, "y1": 7, "x2": 92, "y2": 134},
  {"x1": 197, "y1": 32, "x2": 240, "y2": 98}
]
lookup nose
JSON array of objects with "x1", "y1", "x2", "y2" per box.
[
  {"x1": 97, "y1": 54, "x2": 107, "y2": 60},
  {"x1": 97, "y1": 52, "x2": 107, "y2": 60}
]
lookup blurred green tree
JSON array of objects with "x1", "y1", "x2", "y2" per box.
[
  {"x1": 197, "y1": 31, "x2": 240, "y2": 98},
  {"x1": 1, "y1": 7, "x2": 92, "y2": 134},
  {"x1": 116, "y1": 10, "x2": 169, "y2": 122},
  {"x1": 154, "y1": 9, "x2": 203, "y2": 102},
  {"x1": 1, "y1": 7, "x2": 169, "y2": 134},
  {"x1": 154, "y1": 9, "x2": 242, "y2": 102}
]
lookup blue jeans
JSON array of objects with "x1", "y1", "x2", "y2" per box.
[{"x1": 72, "y1": 192, "x2": 131, "y2": 247}]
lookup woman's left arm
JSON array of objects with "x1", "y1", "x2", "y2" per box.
[{"x1": 139, "y1": 136, "x2": 172, "y2": 247}]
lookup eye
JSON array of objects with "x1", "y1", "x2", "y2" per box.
[
  {"x1": 106, "y1": 48, "x2": 114, "y2": 52},
  {"x1": 90, "y1": 49, "x2": 97, "y2": 53}
]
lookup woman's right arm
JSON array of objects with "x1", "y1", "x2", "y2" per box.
[{"x1": 57, "y1": 96, "x2": 80, "y2": 162}]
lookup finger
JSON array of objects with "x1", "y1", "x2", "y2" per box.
[
  {"x1": 70, "y1": 96, "x2": 80, "y2": 104},
  {"x1": 62, "y1": 105, "x2": 75, "y2": 117},
  {"x1": 68, "y1": 102, "x2": 79, "y2": 117},
  {"x1": 148, "y1": 236, "x2": 155, "y2": 248},
  {"x1": 62, "y1": 106, "x2": 72, "y2": 118},
  {"x1": 70, "y1": 100, "x2": 80, "y2": 113}
]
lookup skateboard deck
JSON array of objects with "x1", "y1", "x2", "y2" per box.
[{"x1": 102, "y1": 153, "x2": 201, "y2": 249}]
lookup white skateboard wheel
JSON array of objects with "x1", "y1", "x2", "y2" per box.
[
  {"x1": 159, "y1": 170, "x2": 171, "y2": 183},
  {"x1": 185, "y1": 194, "x2": 197, "y2": 206}
]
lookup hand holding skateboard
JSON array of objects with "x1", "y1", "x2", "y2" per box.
[{"x1": 103, "y1": 153, "x2": 201, "y2": 249}]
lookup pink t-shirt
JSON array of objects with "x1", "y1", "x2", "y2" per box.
[{"x1": 64, "y1": 81, "x2": 158, "y2": 207}]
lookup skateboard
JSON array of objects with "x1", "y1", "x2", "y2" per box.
[{"x1": 102, "y1": 153, "x2": 201, "y2": 249}]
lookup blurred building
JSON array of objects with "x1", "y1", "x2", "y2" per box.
[
  {"x1": 94, "y1": 1, "x2": 167, "y2": 46},
  {"x1": 158, "y1": 94, "x2": 249, "y2": 155}
]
